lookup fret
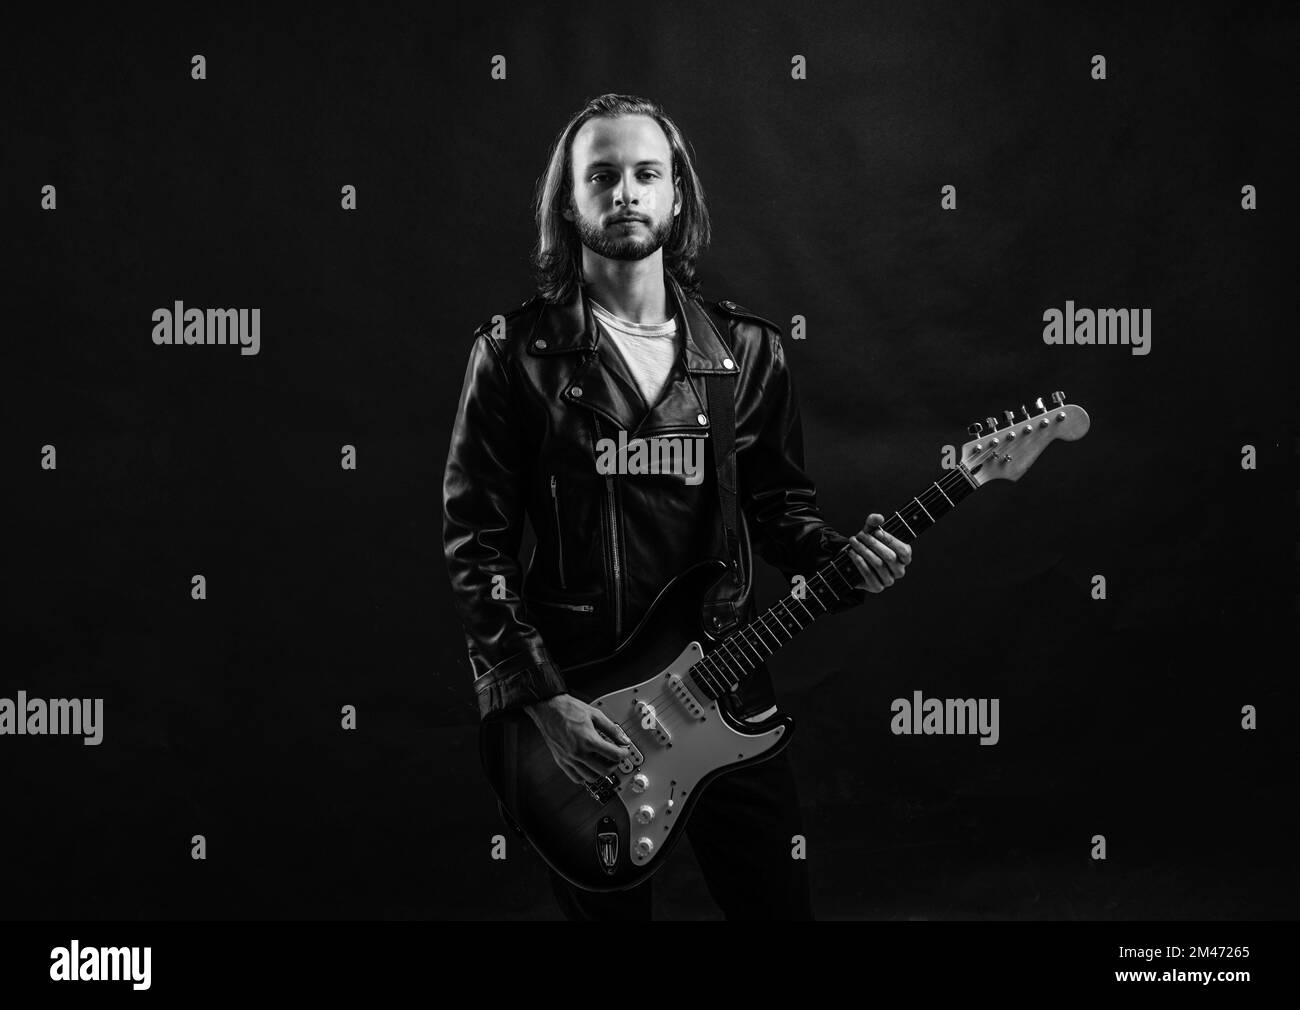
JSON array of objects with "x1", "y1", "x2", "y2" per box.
[
  {"x1": 690, "y1": 663, "x2": 726, "y2": 698},
  {"x1": 806, "y1": 584, "x2": 832, "y2": 613},
  {"x1": 893, "y1": 511, "x2": 917, "y2": 539},
  {"x1": 754, "y1": 614, "x2": 784, "y2": 650},
  {"x1": 718, "y1": 639, "x2": 749, "y2": 677},
  {"x1": 736, "y1": 631, "x2": 765, "y2": 664},
  {"x1": 787, "y1": 591, "x2": 816, "y2": 622},
  {"x1": 710, "y1": 650, "x2": 741, "y2": 686},
  {"x1": 690, "y1": 466, "x2": 982, "y2": 700},
  {"x1": 825, "y1": 557, "x2": 859, "y2": 596},
  {"x1": 775, "y1": 599, "x2": 808, "y2": 633}
]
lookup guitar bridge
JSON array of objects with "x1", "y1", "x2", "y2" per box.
[{"x1": 585, "y1": 772, "x2": 619, "y2": 804}]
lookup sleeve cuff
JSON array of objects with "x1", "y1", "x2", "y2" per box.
[{"x1": 475, "y1": 656, "x2": 568, "y2": 719}]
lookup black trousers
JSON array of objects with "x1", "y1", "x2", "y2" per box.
[{"x1": 546, "y1": 747, "x2": 815, "y2": 920}]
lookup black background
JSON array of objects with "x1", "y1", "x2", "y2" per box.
[{"x1": 6, "y1": 1, "x2": 1297, "y2": 919}]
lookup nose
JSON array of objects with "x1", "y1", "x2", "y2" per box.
[{"x1": 612, "y1": 170, "x2": 641, "y2": 209}]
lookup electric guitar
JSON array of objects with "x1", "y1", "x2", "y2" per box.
[{"x1": 480, "y1": 394, "x2": 1090, "y2": 891}]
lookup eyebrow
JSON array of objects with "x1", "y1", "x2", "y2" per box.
[{"x1": 582, "y1": 159, "x2": 668, "y2": 171}]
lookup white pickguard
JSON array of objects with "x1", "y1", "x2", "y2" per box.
[{"x1": 589, "y1": 640, "x2": 787, "y2": 867}]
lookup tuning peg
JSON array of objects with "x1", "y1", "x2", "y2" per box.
[
  {"x1": 1051, "y1": 391, "x2": 1066, "y2": 406},
  {"x1": 1034, "y1": 396, "x2": 1045, "y2": 412},
  {"x1": 1021, "y1": 404, "x2": 1032, "y2": 420},
  {"x1": 1004, "y1": 410, "x2": 1016, "y2": 426},
  {"x1": 967, "y1": 422, "x2": 985, "y2": 436},
  {"x1": 985, "y1": 416, "x2": 999, "y2": 432}
]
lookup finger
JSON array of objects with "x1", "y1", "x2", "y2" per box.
[
  {"x1": 859, "y1": 532, "x2": 905, "y2": 579},
  {"x1": 864, "y1": 536, "x2": 905, "y2": 578},
  {"x1": 853, "y1": 539, "x2": 895, "y2": 587},
  {"x1": 860, "y1": 515, "x2": 886, "y2": 542},
  {"x1": 856, "y1": 530, "x2": 898, "y2": 565},
  {"x1": 584, "y1": 732, "x2": 629, "y2": 763},
  {"x1": 849, "y1": 550, "x2": 886, "y2": 592},
  {"x1": 591, "y1": 710, "x2": 633, "y2": 746},
  {"x1": 873, "y1": 527, "x2": 913, "y2": 563},
  {"x1": 849, "y1": 549, "x2": 880, "y2": 591}
]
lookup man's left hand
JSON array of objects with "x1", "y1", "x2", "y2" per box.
[{"x1": 846, "y1": 512, "x2": 913, "y2": 593}]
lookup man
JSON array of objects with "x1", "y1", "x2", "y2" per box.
[{"x1": 442, "y1": 93, "x2": 913, "y2": 920}]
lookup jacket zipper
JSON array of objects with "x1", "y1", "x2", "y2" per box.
[
  {"x1": 593, "y1": 416, "x2": 623, "y2": 641},
  {"x1": 549, "y1": 474, "x2": 566, "y2": 589},
  {"x1": 531, "y1": 598, "x2": 594, "y2": 613}
]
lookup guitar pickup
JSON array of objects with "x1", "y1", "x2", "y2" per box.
[
  {"x1": 667, "y1": 673, "x2": 705, "y2": 720},
  {"x1": 634, "y1": 700, "x2": 671, "y2": 745},
  {"x1": 616, "y1": 740, "x2": 644, "y2": 774}
]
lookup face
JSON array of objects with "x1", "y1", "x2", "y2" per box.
[{"x1": 564, "y1": 114, "x2": 683, "y2": 262}]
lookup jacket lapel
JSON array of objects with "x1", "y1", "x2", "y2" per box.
[{"x1": 525, "y1": 271, "x2": 737, "y2": 439}]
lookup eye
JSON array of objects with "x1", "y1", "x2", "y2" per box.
[{"x1": 589, "y1": 171, "x2": 660, "y2": 183}]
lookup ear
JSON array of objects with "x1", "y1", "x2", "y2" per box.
[{"x1": 673, "y1": 176, "x2": 683, "y2": 216}]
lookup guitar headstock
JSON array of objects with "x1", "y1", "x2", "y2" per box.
[{"x1": 960, "y1": 392, "x2": 1089, "y2": 485}]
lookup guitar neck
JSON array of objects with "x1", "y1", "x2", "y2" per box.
[{"x1": 689, "y1": 463, "x2": 981, "y2": 700}]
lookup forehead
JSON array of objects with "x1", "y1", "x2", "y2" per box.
[{"x1": 571, "y1": 114, "x2": 672, "y2": 168}]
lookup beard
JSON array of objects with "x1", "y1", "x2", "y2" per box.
[{"x1": 570, "y1": 201, "x2": 674, "y2": 261}]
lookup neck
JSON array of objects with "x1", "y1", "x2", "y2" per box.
[
  {"x1": 580, "y1": 250, "x2": 673, "y2": 324},
  {"x1": 687, "y1": 463, "x2": 982, "y2": 702}
]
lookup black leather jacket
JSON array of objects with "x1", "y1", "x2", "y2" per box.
[{"x1": 442, "y1": 271, "x2": 865, "y2": 720}]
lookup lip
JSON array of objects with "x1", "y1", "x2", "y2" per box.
[{"x1": 611, "y1": 217, "x2": 645, "y2": 226}]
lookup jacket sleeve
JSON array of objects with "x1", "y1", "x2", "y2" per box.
[
  {"x1": 736, "y1": 325, "x2": 868, "y2": 615},
  {"x1": 442, "y1": 332, "x2": 568, "y2": 718}
]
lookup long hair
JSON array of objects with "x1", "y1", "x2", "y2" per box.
[{"x1": 531, "y1": 94, "x2": 712, "y2": 305}]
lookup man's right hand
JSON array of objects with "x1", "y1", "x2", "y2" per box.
[{"x1": 525, "y1": 694, "x2": 632, "y2": 786}]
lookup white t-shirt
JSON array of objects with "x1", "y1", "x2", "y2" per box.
[{"x1": 589, "y1": 297, "x2": 680, "y2": 409}]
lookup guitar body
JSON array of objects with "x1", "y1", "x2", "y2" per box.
[{"x1": 479, "y1": 558, "x2": 793, "y2": 892}]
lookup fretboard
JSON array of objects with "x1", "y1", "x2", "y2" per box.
[{"x1": 689, "y1": 463, "x2": 980, "y2": 701}]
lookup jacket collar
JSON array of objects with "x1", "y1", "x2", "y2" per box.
[{"x1": 525, "y1": 270, "x2": 736, "y2": 438}]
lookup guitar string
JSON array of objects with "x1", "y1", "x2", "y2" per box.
[
  {"x1": 607, "y1": 535, "x2": 885, "y2": 742},
  {"x1": 602, "y1": 532, "x2": 863, "y2": 734},
  {"x1": 600, "y1": 452, "x2": 992, "y2": 742},
  {"x1": 590, "y1": 442, "x2": 1006, "y2": 781},
  {"x1": 598, "y1": 452, "x2": 993, "y2": 759}
]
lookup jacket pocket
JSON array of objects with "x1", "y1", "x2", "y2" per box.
[
  {"x1": 527, "y1": 590, "x2": 603, "y2": 666},
  {"x1": 549, "y1": 473, "x2": 567, "y2": 589}
]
